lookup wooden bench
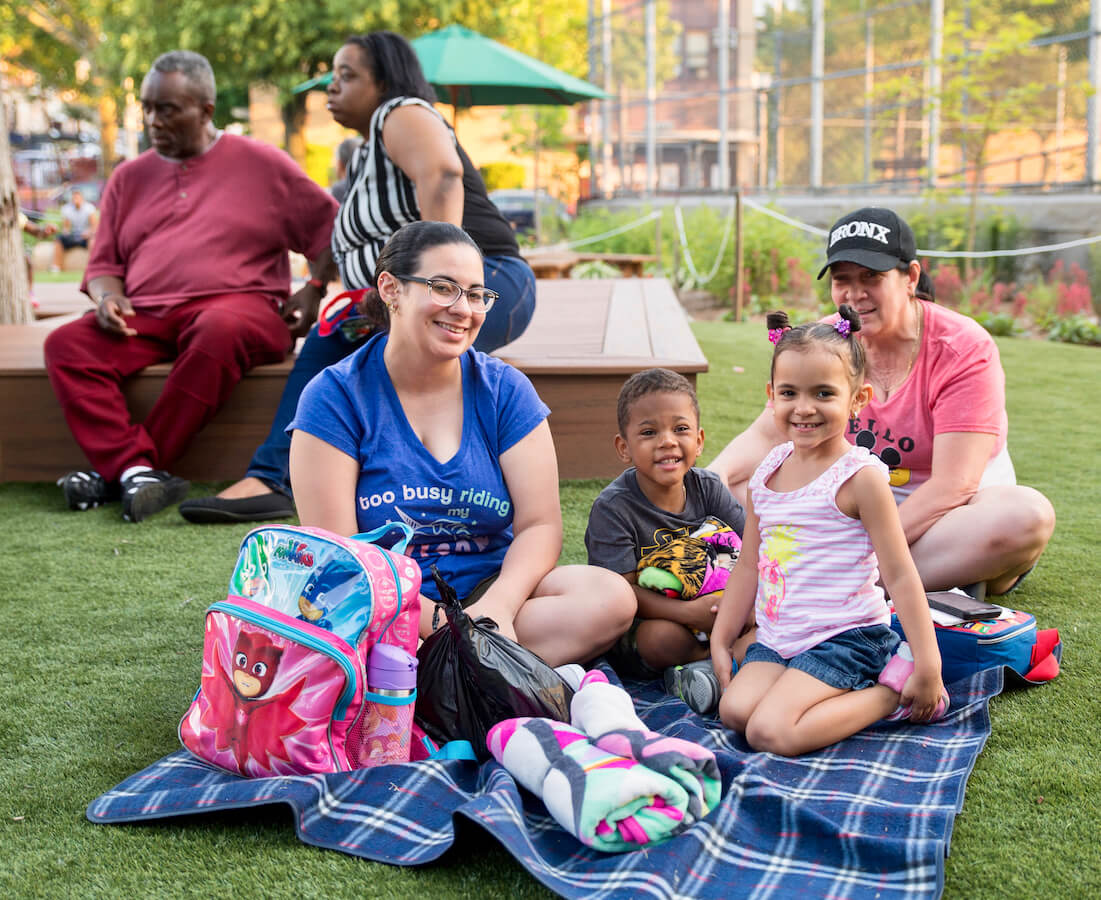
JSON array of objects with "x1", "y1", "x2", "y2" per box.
[
  {"x1": 521, "y1": 250, "x2": 657, "y2": 279},
  {"x1": 0, "y1": 278, "x2": 706, "y2": 482}
]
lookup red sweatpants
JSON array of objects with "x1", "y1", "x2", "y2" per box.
[{"x1": 44, "y1": 293, "x2": 292, "y2": 482}]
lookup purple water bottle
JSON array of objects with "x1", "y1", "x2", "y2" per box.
[
  {"x1": 358, "y1": 645, "x2": 418, "y2": 767},
  {"x1": 367, "y1": 644, "x2": 418, "y2": 697}
]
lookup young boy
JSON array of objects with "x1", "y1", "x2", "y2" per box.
[{"x1": 585, "y1": 368, "x2": 747, "y2": 713}]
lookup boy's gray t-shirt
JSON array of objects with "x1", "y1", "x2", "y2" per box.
[{"x1": 585, "y1": 467, "x2": 746, "y2": 574}]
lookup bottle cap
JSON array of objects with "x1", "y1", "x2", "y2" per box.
[{"x1": 367, "y1": 644, "x2": 418, "y2": 691}]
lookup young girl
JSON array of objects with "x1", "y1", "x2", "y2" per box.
[{"x1": 709, "y1": 305, "x2": 947, "y2": 757}]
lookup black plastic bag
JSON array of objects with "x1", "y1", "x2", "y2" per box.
[{"x1": 414, "y1": 567, "x2": 574, "y2": 758}]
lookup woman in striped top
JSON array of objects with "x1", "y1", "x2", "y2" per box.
[
  {"x1": 181, "y1": 31, "x2": 535, "y2": 525},
  {"x1": 709, "y1": 307, "x2": 947, "y2": 757}
]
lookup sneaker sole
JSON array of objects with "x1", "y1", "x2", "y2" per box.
[
  {"x1": 178, "y1": 496, "x2": 295, "y2": 524},
  {"x1": 664, "y1": 664, "x2": 720, "y2": 715},
  {"x1": 124, "y1": 481, "x2": 191, "y2": 523}
]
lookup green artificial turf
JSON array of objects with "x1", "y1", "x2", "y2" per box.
[{"x1": 1, "y1": 320, "x2": 1098, "y2": 897}]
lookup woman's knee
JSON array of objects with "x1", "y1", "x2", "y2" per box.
[{"x1": 987, "y1": 486, "x2": 1056, "y2": 557}]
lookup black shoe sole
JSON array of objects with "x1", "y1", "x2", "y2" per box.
[
  {"x1": 124, "y1": 480, "x2": 191, "y2": 523},
  {"x1": 178, "y1": 494, "x2": 296, "y2": 524}
]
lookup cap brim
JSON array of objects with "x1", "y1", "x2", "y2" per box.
[{"x1": 817, "y1": 248, "x2": 906, "y2": 280}]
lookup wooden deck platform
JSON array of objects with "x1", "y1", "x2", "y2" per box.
[{"x1": 0, "y1": 278, "x2": 706, "y2": 482}]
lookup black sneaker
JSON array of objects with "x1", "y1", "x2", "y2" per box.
[
  {"x1": 58, "y1": 471, "x2": 118, "y2": 511},
  {"x1": 664, "y1": 659, "x2": 721, "y2": 715},
  {"x1": 121, "y1": 470, "x2": 191, "y2": 522}
]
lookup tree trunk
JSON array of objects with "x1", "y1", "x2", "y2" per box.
[
  {"x1": 281, "y1": 92, "x2": 309, "y2": 168},
  {"x1": 0, "y1": 91, "x2": 32, "y2": 325}
]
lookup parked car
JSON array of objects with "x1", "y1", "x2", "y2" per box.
[{"x1": 488, "y1": 189, "x2": 571, "y2": 238}]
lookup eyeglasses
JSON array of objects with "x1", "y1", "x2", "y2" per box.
[{"x1": 395, "y1": 275, "x2": 498, "y2": 313}]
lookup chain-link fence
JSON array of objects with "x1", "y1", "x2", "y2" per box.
[{"x1": 586, "y1": 0, "x2": 1098, "y2": 196}]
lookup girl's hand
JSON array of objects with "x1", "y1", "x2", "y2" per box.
[
  {"x1": 710, "y1": 638, "x2": 735, "y2": 692},
  {"x1": 902, "y1": 665, "x2": 946, "y2": 722},
  {"x1": 678, "y1": 593, "x2": 720, "y2": 633}
]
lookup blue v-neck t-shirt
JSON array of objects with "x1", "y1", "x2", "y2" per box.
[{"x1": 289, "y1": 334, "x2": 550, "y2": 600}]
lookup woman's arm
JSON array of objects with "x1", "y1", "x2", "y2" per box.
[
  {"x1": 288, "y1": 430, "x2": 361, "y2": 536},
  {"x1": 842, "y1": 467, "x2": 944, "y2": 721},
  {"x1": 706, "y1": 408, "x2": 785, "y2": 504},
  {"x1": 382, "y1": 105, "x2": 464, "y2": 224},
  {"x1": 896, "y1": 431, "x2": 996, "y2": 544},
  {"x1": 710, "y1": 499, "x2": 761, "y2": 690},
  {"x1": 463, "y1": 420, "x2": 562, "y2": 642}
]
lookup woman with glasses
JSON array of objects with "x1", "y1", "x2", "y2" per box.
[
  {"x1": 288, "y1": 222, "x2": 635, "y2": 663},
  {"x1": 181, "y1": 30, "x2": 535, "y2": 524}
]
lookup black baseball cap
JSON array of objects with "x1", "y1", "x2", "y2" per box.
[{"x1": 817, "y1": 207, "x2": 917, "y2": 279}]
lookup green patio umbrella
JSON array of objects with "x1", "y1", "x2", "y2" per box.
[{"x1": 294, "y1": 25, "x2": 606, "y2": 108}]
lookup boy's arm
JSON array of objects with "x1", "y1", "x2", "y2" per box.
[
  {"x1": 710, "y1": 498, "x2": 760, "y2": 689},
  {"x1": 625, "y1": 570, "x2": 717, "y2": 633},
  {"x1": 844, "y1": 467, "x2": 944, "y2": 721}
]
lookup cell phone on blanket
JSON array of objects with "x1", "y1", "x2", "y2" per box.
[{"x1": 925, "y1": 590, "x2": 1003, "y2": 622}]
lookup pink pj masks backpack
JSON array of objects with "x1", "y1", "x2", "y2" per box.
[{"x1": 179, "y1": 524, "x2": 423, "y2": 778}]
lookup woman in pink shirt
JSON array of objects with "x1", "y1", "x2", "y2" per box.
[{"x1": 708, "y1": 207, "x2": 1054, "y2": 599}]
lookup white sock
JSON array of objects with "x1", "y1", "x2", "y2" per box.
[{"x1": 120, "y1": 465, "x2": 153, "y2": 483}]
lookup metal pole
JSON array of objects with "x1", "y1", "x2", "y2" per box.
[
  {"x1": 864, "y1": 6, "x2": 873, "y2": 186},
  {"x1": 734, "y1": 188, "x2": 744, "y2": 318},
  {"x1": 1088, "y1": 0, "x2": 1101, "y2": 187},
  {"x1": 717, "y1": 0, "x2": 731, "y2": 190},
  {"x1": 646, "y1": 0, "x2": 657, "y2": 196},
  {"x1": 768, "y1": 31, "x2": 781, "y2": 189},
  {"x1": 588, "y1": 0, "x2": 600, "y2": 198},
  {"x1": 810, "y1": 0, "x2": 824, "y2": 188},
  {"x1": 927, "y1": 0, "x2": 943, "y2": 189},
  {"x1": 601, "y1": 0, "x2": 613, "y2": 194}
]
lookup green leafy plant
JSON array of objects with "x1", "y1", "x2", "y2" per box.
[
  {"x1": 569, "y1": 260, "x2": 621, "y2": 279},
  {"x1": 1045, "y1": 314, "x2": 1101, "y2": 345}
]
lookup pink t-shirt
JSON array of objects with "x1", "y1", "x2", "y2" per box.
[
  {"x1": 842, "y1": 301, "x2": 1008, "y2": 501},
  {"x1": 83, "y1": 134, "x2": 338, "y2": 313},
  {"x1": 751, "y1": 443, "x2": 891, "y2": 659}
]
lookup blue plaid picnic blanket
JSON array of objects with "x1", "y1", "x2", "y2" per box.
[{"x1": 88, "y1": 666, "x2": 1001, "y2": 899}]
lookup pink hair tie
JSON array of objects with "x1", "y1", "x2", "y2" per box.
[
  {"x1": 834, "y1": 319, "x2": 851, "y2": 338},
  {"x1": 768, "y1": 327, "x2": 787, "y2": 345}
]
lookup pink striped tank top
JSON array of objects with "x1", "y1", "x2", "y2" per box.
[{"x1": 749, "y1": 442, "x2": 891, "y2": 659}]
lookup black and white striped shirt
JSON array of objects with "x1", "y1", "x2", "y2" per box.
[
  {"x1": 331, "y1": 97, "x2": 432, "y2": 289},
  {"x1": 330, "y1": 96, "x2": 520, "y2": 290}
]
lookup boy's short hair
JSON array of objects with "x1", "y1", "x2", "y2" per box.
[{"x1": 616, "y1": 368, "x2": 700, "y2": 434}]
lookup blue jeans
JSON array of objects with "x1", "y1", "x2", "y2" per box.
[
  {"x1": 246, "y1": 254, "x2": 536, "y2": 494},
  {"x1": 743, "y1": 625, "x2": 899, "y2": 691}
]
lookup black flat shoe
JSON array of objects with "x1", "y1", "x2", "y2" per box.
[{"x1": 178, "y1": 490, "x2": 296, "y2": 524}]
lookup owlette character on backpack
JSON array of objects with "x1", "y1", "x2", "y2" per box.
[
  {"x1": 180, "y1": 523, "x2": 424, "y2": 778},
  {"x1": 636, "y1": 517, "x2": 741, "y2": 600}
]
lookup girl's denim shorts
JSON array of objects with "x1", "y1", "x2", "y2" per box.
[{"x1": 743, "y1": 624, "x2": 900, "y2": 690}]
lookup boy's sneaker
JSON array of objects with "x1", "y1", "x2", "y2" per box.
[
  {"x1": 121, "y1": 470, "x2": 191, "y2": 522},
  {"x1": 664, "y1": 659, "x2": 721, "y2": 715},
  {"x1": 58, "y1": 471, "x2": 117, "y2": 510}
]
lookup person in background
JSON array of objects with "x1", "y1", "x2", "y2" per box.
[
  {"x1": 329, "y1": 136, "x2": 361, "y2": 204},
  {"x1": 181, "y1": 30, "x2": 537, "y2": 524},
  {"x1": 44, "y1": 50, "x2": 338, "y2": 522},
  {"x1": 51, "y1": 188, "x2": 97, "y2": 272},
  {"x1": 707, "y1": 207, "x2": 1054, "y2": 600},
  {"x1": 289, "y1": 221, "x2": 634, "y2": 666}
]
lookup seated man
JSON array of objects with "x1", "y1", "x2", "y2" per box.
[
  {"x1": 51, "y1": 188, "x2": 97, "y2": 271},
  {"x1": 44, "y1": 49, "x2": 338, "y2": 522}
]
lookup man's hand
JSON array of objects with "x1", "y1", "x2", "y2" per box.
[
  {"x1": 283, "y1": 283, "x2": 323, "y2": 339},
  {"x1": 94, "y1": 292, "x2": 137, "y2": 336}
]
